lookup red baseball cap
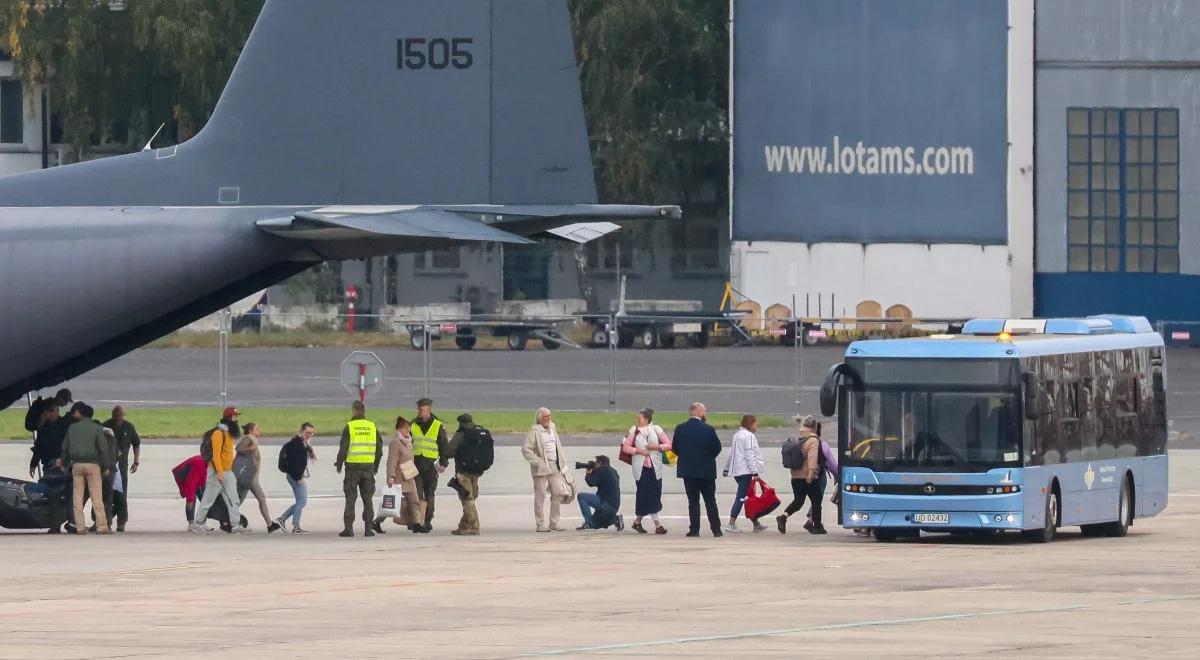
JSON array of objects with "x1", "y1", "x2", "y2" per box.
[{"x1": 222, "y1": 406, "x2": 240, "y2": 418}]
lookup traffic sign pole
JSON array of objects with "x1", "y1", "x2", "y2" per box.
[{"x1": 358, "y1": 362, "x2": 367, "y2": 403}]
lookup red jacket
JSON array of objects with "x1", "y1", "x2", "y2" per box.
[{"x1": 172, "y1": 455, "x2": 208, "y2": 503}]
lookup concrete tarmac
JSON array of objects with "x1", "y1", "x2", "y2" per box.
[{"x1": 1, "y1": 442, "x2": 1198, "y2": 657}]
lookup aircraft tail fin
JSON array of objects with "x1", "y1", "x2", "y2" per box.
[{"x1": 0, "y1": 0, "x2": 598, "y2": 207}]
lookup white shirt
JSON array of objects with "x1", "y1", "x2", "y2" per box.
[{"x1": 540, "y1": 426, "x2": 558, "y2": 467}]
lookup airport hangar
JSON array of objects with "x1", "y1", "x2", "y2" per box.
[{"x1": 731, "y1": 0, "x2": 1199, "y2": 322}]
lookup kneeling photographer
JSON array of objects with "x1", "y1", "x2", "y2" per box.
[{"x1": 575, "y1": 455, "x2": 623, "y2": 531}]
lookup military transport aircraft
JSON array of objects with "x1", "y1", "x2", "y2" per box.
[{"x1": 0, "y1": 0, "x2": 679, "y2": 410}]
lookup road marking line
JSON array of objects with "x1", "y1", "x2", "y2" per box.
[{"x1": 517, "y1": 594, "x2": 1200, "y2": 656}]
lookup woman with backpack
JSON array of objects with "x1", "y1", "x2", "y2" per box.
[
  {"x1": 723, "y1": 414, "x2": 767, "y2": 533},
  {"x1": 275, "y1": 422, "x2": 316, "y2": 534},
  {"x1": 776, "y1": 415, "x2": 829, "y2": 534},
  {"x1": 620, "y1": 408, "x2": 670, "y2": 535},
  {"x1": 234, "y1": 423, "x2": 282, "y2": 533}
]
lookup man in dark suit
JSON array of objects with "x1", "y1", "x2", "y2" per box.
[{"x1": 671, "y1": 402, "x2": 724, "y2": 537}]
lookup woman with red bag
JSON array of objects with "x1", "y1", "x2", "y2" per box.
[
  {"x1": 723, "y1": 414, "x2": 767, "y2": 533},
  {"x1": 621, "y1": 408, "x2": 671, "y2": 535}
]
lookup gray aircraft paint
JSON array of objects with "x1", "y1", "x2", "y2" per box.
[
  {"x1": 0, "y1": 0, "x2": 676, "y2": 409},
  {"x1": 731, "y1": 0, "x2": 1008, "y2": 245}
]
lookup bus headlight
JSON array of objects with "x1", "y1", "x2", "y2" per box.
[
  {"x1": 1006, "y1": 514, "x2": 1016, "y2": 523},
  {"x1": 994, "y1": 514, "x2": 1002, "y2": 522}
]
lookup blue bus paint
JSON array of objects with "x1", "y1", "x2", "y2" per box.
[
  {"x1": 1036, "y1": 272, "x2": 1200, "y2": 323},
  {"x1": 834, "y1": 315, "x2": 1167, "y2": 540}
]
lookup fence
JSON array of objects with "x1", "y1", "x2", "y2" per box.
[{"x1": 153, "y1": 311, "x2": 968, "y2": 417}]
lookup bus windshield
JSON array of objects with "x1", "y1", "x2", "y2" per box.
[{"x1": 846, "y1": 389, "x2": 1021, "y2": 472}]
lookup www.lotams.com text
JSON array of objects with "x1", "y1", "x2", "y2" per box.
[{"x1": 764, "y1": 137, "x2": 975, "y2": 176}]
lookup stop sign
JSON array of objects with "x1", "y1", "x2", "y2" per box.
[{"x1": 340, "y1": 351, "x2": 385, "y2": 401}]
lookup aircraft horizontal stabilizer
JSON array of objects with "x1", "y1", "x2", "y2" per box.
[
  {"x1": 256, "y1": 209, "x2": 534, "y2": 245},
  {"x1": 544, "y1": 222, "x2": 621, "y2": 243},
  {"x1": 430, "y1": 204, "x2": 681, "y2": 242}
]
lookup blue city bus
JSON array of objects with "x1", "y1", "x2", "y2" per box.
[{"x1": 820, "y1": 315, "x2": 1168, "y2": 542}]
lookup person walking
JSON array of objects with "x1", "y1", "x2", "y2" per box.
[
  {"x1": 172, "y1": 454, "x2": 208, "y2": 529},
  {"x1": 672, "y1": 402, "x2": 723, "y2": 537},
  {"x1": 102, "y1": 405, "x2": 140, "y2": 532},
  {"x1": 445, "y1": 413, "x2": 492, "y2": 536},
  {"x1": 58, "y1": 403, "x2": 113, "y2": 535},
  {"x1": 275, "y1": 422, "x2": 316, "y2": 534},
  {"x1": 335, "y1": 401, "x2": 383, "y2": 538},
  {"x1": 372, "y1": 416, "x2": 423, "y2": 534},
  {"x1": 621, "y1": 408, "x2": 671, "y2": 535},
  {"x1": 190, "y1": 407, "x2": 245, "y2": 534},
  {"x1": 411, "y1": 398, "x2": 448, "y2": 533},
  {"x1": 777, "y1": 415, "x2": 829, "y2": 534},
  {"x1": 521, "y1": 407, "x2": 568, "y2": 532},
  {"x1": 234, "y1": 423, "x2": 282, "y2": 533},
  {"x1": 723, "y1": 414, "x2": 767, "y2": 533}
]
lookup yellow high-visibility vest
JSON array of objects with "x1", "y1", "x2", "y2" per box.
[
  {"x1": 413, "y1": 418, "x2": 442, "y2": 460},
  {"x1": 345, "y1": 418, "x2": 378, "y2": 464}
]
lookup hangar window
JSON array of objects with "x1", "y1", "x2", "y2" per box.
[
  {"x1": 0, "y1": 79, "x2": 23, "y2": 144},
  {"x1": 671, "y1": 218, "x2": 723, "y2": 274},
  {"x1": 586, "y1": 233, "x2": 634, "y2": 274},
  {"x1": 414, "y1": 247, "x2": 462, "y2": 273},
  {"x1": 1067, "y1": 108, "x2": 1179, "y2": 274}
]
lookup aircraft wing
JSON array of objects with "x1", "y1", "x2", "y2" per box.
[{"x1": 256, "y1": 204, "x2": 681, "y2": 245}]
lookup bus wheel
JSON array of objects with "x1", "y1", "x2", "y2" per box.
[
  {"x1": 873, "y1": 529, "x2": 898, "y2": 542},
  {"x1": 1104, "y1": 477, "x2": 1133, "y2": 538},
  {"x1": 1022, "y1": 488, "x2": 1059, "y2": 543}
]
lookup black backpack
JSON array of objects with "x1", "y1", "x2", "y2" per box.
[
  {"x1": 277, "y1": 442, "x2": 290, "y2": 473},
  {"x1": 781, "y1": 437, "x2": 805, "y2": 469},
  {"x1": 457, "y1": 425, "x2": 494, "y2": 475},
  {"x1": 200, "y1": 427, "x2": 218, "y2": 465}
]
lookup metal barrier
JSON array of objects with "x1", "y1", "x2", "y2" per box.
[{"x1": 179, "y1": 310, "x2": 967, "y2": 416}]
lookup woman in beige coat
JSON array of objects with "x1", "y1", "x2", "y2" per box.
[
  {"x1": 373, "y1": 416, "x2": 424, "y2": 534},
  {"x1": 521, "y1": 407, "x2": 569, "y2": 532}
]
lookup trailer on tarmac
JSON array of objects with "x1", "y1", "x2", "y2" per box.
[
  {"x1": 581, "y1": 310, "x2": 753, "y2": 349},
  {"x1": 406, "y1": 316, "x2": 579, "y2": 351}
]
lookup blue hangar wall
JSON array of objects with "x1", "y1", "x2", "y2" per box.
[
  {"x1": 732, "y1": 0, "x2": 1009, "y2": 244},
  {"x1": 1035, "y1": 0, "x2": 1200, "y2": 321}
]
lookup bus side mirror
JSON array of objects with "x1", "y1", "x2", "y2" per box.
[
  {"x1": 820, "y1": 363, "x2": 844, "y2": 417},
  {"x1": 1023, "y1": 372, "x2": 1042, "y2": 420}
]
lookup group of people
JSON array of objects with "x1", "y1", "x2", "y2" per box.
[
  {"x1": 533, "y1": 402, "x2": 837, "y2": 538},
  {"x1": 24, "y1": 392, "x2": 836, "y2": 538},
  {"x1": 174, "y1": 397, "x2": 494, "y2": 539},
  {"x1": 25, "y1": 389, "x2": 141, "y2": 534}
]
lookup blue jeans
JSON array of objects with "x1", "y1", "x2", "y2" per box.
[
  {"x1": 730, "y1": 474, "x2": 753, "y2": 520},
  {"x1": 578, "y1": 492, "x2": 614, "y2": 528},
  {"x1": 278, "y1": 476, "x2": 307, "y2": 527}
]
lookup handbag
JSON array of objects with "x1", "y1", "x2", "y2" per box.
[
  {"x1": 398, "y1": 459, "x2": 418, "y2": 481},
  {"x1": 744, "y1": 477, "x2": 782, "y2": 521},
  {"x1": 618, "y1": 432, "x2": 634, "y2": 465},
  {"x1": 378, "y1": 484, "x2": 402, "y2": 518}
]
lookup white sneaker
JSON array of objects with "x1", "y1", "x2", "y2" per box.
[
  {"x1": 188, "y1": 522, "x2": 206, "y2": 534},
  {"x1": 752, "y1": 521, "x2": 768, "y2": 533},
  {"x1": 274, "y1": 517, "x2": 289, "y2": 534},
  {"x1": 230, "y1": 526, "x2": 251, "y2": 534},
  {"x1": 291, "y1": 527, "x2": 309, "y2": 535},
  {"x1": 724, "y1": 523, "x2": 743, "y2": 534}
]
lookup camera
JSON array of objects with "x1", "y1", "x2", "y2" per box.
[{"x1": 574, "y1": 460, "x2": 596, "y2": 471}]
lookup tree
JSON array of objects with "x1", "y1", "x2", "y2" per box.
[
  {"x1": 569, "y1": 0, "x2": 729, "y2": 204},
  {"x1": 0, "y1": 0, "x2": 263, "y2": 159}
]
